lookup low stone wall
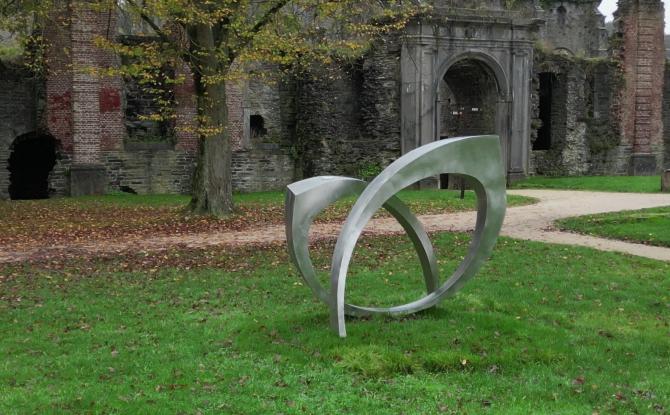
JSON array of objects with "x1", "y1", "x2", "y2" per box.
[
  {"x1": 103, "y1": 147, "x2": 196, "y2": 194},
  {"x1": 232, "y1": 147, "x2": 295, "y2": 193}
]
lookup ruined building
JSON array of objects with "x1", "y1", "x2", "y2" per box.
[{"x1": 0, "y1": 0, "x2": 667, "y2": 199}]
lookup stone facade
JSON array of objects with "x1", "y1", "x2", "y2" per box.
[
  {"x1": 0, "y1": 64, "x2": 41, "y2": 199},
  {"x1": 295, "y1": 36, "x2": 403, "y2": 180},
  {"x1": 230, "y1": 75, "x2": 296, "y2": 193},
  {"x1": 0, "y1": 0, "x2": 668, "y2": 200},
  {"x1": 530, "y1": 53, "x2": 629, "y2": 176},
  {"x1": 540, "y1": 1, "x2": 609, "y2": 57},
  {"x1": 529, "y1": 0, "x2": 666, "y2": 177}
]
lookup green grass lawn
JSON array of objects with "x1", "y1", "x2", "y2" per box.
[
  {"x1": 0, "y1": 190, "x2": 536, "y2": 247},
  {"x1": 558, "y1": 206, "x2": 670, "y2": 248},
  {"x1": 2, "y1": 233, "x2": 669, "y2": 413},
  {"x1": 511, "y1": 176, "x2": 663, "y2": 193}
]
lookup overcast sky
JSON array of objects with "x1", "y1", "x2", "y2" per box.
[{"x1": 598, "y1": 0, "x2": 670, "y2": 33}]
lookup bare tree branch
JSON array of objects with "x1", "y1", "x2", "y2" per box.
[
  {"x1": 250, "y1": 0, "x2": 291, "y2": 35},
  {"x1": 122, "y1": 0, "x2": 170, "y2": 44}
]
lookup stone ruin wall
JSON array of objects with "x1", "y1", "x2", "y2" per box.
[
  {"x1": 530, "y1": 54, "x2": 629, "y2": 176},
  {"x1": 33, "y1": 5, "x2": 201, "y2": 197},
  {"x1": 295, "y1": 34, "x2": 402, "y2": 179},
  {"x1": 2, "y1": 0, "x2": 669, "y2": 200},
  {"x1": 228, "y1": 73, "x2": 297, "y2": 193},
  {"x1": 0, "y1": 4, "x2": 297, "y2": 199},
  {"x1": 664, "y1": 63, "x2": 670, "y2": 169},
  {"x1": 616, "y1": 0, "x2": 665, "y2": 174},
  {"x1": 530, "y1": 0, "x2": 666, "y2": 177},
  {"x1": 540, "y1": 0, "x2": 609, "y2": 57},
  {"x1": 0, "y1": 65, "x2": 40, "y2": 199}
]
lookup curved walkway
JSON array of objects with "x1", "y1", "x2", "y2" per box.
[{"x1": 1, "y1": 189, "x2": 670, "y2": 263}]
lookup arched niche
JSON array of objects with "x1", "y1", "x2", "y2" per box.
[
  {"x1": 433, "y1": 52, "x2": 511, "y2": 173},
  {"x1": 8, "y1": 132, "x2": 59, "y2": 199}
]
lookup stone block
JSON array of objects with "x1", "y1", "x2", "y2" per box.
[
  {"x1": 662, "y1": 170, "x2": 670, "y2": 192},
  {"x1": 629, "y1": 153, "x2": 657, "y2": 176},
  {"x1": 69, "y1": 164, "x2": 107, "y2": 196}
]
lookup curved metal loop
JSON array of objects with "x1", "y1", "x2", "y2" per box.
[
  {"x1": 285, "y1": 176, "x2": 439, "y2": 315},
  {"x1": 329, "y1": 135, "x2": 507, "y2": 337}
]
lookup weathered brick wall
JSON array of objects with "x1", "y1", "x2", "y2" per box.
[
  {"x1": 663, "y1": 62, "x2": 670, "y2": 169},
  {"x1": 586, "y1": 61, "x2": 631, "y2": 175},
  {"x1": 173, "y1": 64, "x2": 199, "y2": 153},
  {"x1": 17, "y1": 1, "x2": 667, "y2": 199},
  {"x1": 45, "y1": 8, "x2": 73, "y2": 154},
  {"x1": 227, "y1": 80, "x2": 245, "y2": 150},
  {"x1": 616, "y1": 0, "x2": 665, "y2": 172},
  {"x1": 70, "y1": 3, "x2": 103, "y2": 164},
  {"x1": 97, "y1": 14, "x2": 125, "y2": 152},
  {"x1": 39, "y1": 5, "x2": 201, "y2": 195},
  {"x1": 231, "y1": 149, "x2": 294, "y2": 192}
]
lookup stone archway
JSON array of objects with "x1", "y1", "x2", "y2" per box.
[
  {"x1": 434, "y1": 53, "x2": 511, "y2": 177},
  {"x1": 8, "y1": 133, "x2": 58, "y2": 199},
  {"x1": 400, "y1": 17, "x2": 535, "y2": 183}
]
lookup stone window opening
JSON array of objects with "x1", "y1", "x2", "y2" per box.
[
  {"x1": 8, "y1": 133, "x2": 58, "y2": 200},
  {"x1": 535, "y1": 72, "x2": 557, "y2": 151},
  {"x1": 250, "y1": 114, "x2": 268, "y2": 138},
  {"x1": 557, "y1": 5, "x2": 567, "y2": 28}
]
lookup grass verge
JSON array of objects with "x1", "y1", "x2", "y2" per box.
[
  {"x1": 558, "y1": 206, "x2": 670, "y2": 248},
  {"x1": 511, "y1": 176, "x2": 662, "y2": 193},
  {"x1": 1, "y1": 233, "x2": 668, "y2": 414}
]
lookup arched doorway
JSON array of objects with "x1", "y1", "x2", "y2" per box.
[
  {"x1": 435, "y1": 56, "x2": 509, "y2": 187},
  {"x1": 8, "y1": 133, "x2": 58, "y2": 199},
  {"x1": 437, "y1": 59, "x2": 499, "y2": 139}
]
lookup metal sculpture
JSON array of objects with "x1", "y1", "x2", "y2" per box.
[{"x1": 285, "y1": 135, "x2": 507, "y2": 337}]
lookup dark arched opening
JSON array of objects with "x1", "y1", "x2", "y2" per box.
[
  {"x1": 557, "y1": 5, "x2": 567, "y2": 28},
  {"x1": 437, "y1": 59, "x2": 499, "y2": 188},
  {"x1": 250, "y1": 114, "x2": 267, "y2": 138},
  {"x1": 8, "y1": 133, "x2": 58, "y2": 200},
  {"x1": 438, "y1": 59, "x2": 498, "y2": 139},
  {"x1": 535, "y1": 72, "x2": 558, "y2": 151}
]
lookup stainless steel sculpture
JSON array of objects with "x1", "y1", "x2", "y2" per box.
[{"x1": 285, "y1": 135, "x2": 507, "y2": 337}]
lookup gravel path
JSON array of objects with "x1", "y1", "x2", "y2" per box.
[{"x1": 1, "y1": 189, "x2": 670, "y2": 264}]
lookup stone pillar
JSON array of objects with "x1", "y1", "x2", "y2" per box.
[
  {"x1": 617, "y1": 0, "x2": 665, "y2": 175},
  {"x1": 401, "y1": 23, "x2": 438, "y2": 188},
  {"x1": 68, "y1": 1, "x2": 119, "y2": 195},
  {"x1": 662, "y1": 170, "x2": 670, "y2": 191},
  {"x1": 174, "y1": 64, "x2": 199, "y2": 153},
  {"x1": 45, "y1": 7, "x2": 74, "y2": 154},
  {"x1": 508, "y1": 49, "x2": 532, "y2": 182}
]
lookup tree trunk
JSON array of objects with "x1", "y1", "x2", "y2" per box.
[{"x1": 188, "y1": 24, "x2": 234, "y2": 216}]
